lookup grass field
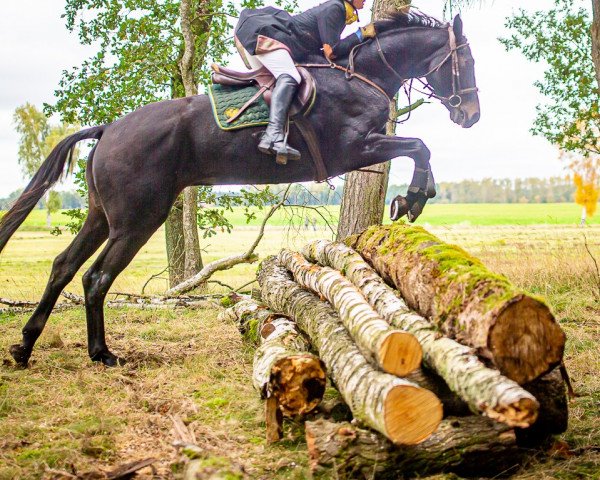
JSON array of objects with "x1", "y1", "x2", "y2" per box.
[
  {"x1": 9, "y1": 202, "x2": 600, "y2": 232},
  {"x1": 0, "y1": 209, "x2": 599, "y2": 478}
]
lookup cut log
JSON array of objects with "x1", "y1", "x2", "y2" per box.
[
  {"x1": 305, "y1": 417, "x2": 522, "y2": 479},
  {"x1": 347, "y1": 223, "x2": 566, "y2": 385},
  {"x1": 302, "y1": 240, "x2": 539, "y2": 427},
  {"x1": 278, "y1": 249, "x2": 422, "y2": 377},
  {"x1": 517, "y1": 368, "x2": 568, "y2": 446},
  {"x1": 258, "y1": 257, "x2": 442, "y2": 445},
  {"x1": 219, "y1": 299, "x2": 326, "y2": 418}
]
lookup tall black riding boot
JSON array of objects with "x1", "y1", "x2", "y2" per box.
[{"x1": 258, "y1": 74, "x2": 301, "y2": 164}]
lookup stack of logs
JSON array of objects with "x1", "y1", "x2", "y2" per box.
[{"x1": 219, "y1": 223, "x2": 568, "y2": 478}]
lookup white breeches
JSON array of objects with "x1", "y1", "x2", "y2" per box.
[{"x1": 244, "y1": 48, "x2": 302, "y2": 84}]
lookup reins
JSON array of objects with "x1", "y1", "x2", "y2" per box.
[{"x1": 300, "y1": 23, "x2": 478, "y2": 117}]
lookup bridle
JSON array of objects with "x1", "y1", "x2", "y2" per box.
[
  {"x1": 340, "y1": 23, "x2": 478, "y2": 109},
  {"x1": 413, "y1": 25, "x2": 479, "y2": 108}
]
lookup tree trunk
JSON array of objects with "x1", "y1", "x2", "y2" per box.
[
  {"x1": 302, "y1": 239, "x2": 540, "y2": 427},
  {"x1": 258, "y1": 257, "x2": 442, "y2": 445},
  {"x1": 591, "y1": 0, "x2": 600, "y2": 90},
  {"x1": 305, "y1": 416, "x2": 522, "y2": 479},
  {"x1": 219, "y1": 298, "x2": 326, "y2": 418},
  {"x1": 165, "y1": 194, "x2": 186, "y2": 287},
  {"x1": 278, "y1": 249, "x2": 422, "y2": 377},
  {"x1": 347, "y1": 224, "x2": 566, "y2": 385},
  {"x1": 183, "y1": 186, "x2": 202, "y2": 278},
  {"x1": 336, "y1": 162, "x2": 390, "y2": 241},
  {"x1": 336, "y1": 0, "x2": 407, "y2": 241}
]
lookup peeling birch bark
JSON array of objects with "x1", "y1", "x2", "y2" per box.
[
  {"x1": 278, "y1": 249, "x2": 422, "y2": 377},
  {"x1": 302, "y1": 239, "x2": 539, "y2": 427},
  {"x1": 258, "y1": 257, "x2": 442, "y2": 445},
  {"x1": 346, "y1": 224, "x2": 566, "y2": 385},
  {"x1": 305, "y1": 417, "x2": 522, "y2": 479},
  {"x1": 220, "y1": 299, "x2": 326, "y2": 417}
]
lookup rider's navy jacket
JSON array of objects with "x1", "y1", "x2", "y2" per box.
[{"x1": 234, "y1": 0, "x2": 362, "y2": 61}]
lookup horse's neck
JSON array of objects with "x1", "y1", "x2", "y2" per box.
[{"x1": 359, "y1": 28, "x2": 449, "y2": 96}]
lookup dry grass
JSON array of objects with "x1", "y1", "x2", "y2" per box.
[{"x1": 0, "y1": 224, "x2": 599, "y2": 479}]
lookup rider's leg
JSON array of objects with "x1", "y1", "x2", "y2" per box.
[{"x1": 245, "y1": 49, "x2": 302, "y2": 162}]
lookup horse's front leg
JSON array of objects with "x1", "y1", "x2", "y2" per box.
[{"x1": 361, "y1": 134, "x2": 436, "y2": 222}]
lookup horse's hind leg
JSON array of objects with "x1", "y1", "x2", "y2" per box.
[
  {"x1": 9, "y1": 206, "x2": 109, "y2": 367},
  {"x1": 81, "y1": 221, "x2": 163, "y2": 366}
]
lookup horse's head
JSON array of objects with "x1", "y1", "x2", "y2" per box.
[{"x1": 424, "y1": 15, "x2": 480, "y2": 128}]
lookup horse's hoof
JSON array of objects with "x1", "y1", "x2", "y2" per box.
[
  {"x1": 390, "y1": 196, "x2": 409, "y2": 221},
  {"x1": 9, "y1": 344, "x2": 30, "y2": 368},
  {"x1": 91, "y1": 351, "x2": 126, "y2": 367}
]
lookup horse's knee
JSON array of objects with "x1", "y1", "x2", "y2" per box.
[
  {"x1": 412, "y1": 139, "x2": 430, "y2": 164},
  {"x1": 49, "y1": 253, "x2": 78, "y2": 286},
  {"x1": 82, "y1": 270, "x2": 111, "y2": 307}
]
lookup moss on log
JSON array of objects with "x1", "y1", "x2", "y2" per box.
[
  {"x1": 347, "y1": 223, "x2": 565, "y2": 384},
  {"x1": 220, "y1": 299, "x2": 326, "y2": 418},
  {"x1": 302, "y1": 239, "x2": 540, "y2": 427},
  {"x1": 258, "y1": 257, "x2": 442, "y2": 445},
  {"x1": 278, "y1": 249, "x2": 422, "y2": 377},
  {"x1": 306, "y1": 417, "x2": 522, "y2": 479}
]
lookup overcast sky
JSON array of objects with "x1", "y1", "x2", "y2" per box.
[{"x1": 0, "y1": 0, "x2": 580, "y2": 196}]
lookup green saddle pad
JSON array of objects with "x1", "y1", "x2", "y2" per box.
[{"x1": 208, "y1": 83, "x2": 270, "y2": 131}]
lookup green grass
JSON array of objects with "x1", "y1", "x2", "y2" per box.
[
  {"x1": 3, "y1": 202, "x2": 599, "y2": 233},
  {"x1": 0, "y1": 222, "x2": 598, "y2": 479}
]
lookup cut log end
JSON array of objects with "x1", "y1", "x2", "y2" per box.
[
  {"x1": 483, "y1": 396, "x2": 539, "y2": 428},
  {"x1": 379, "y1": 331, "x2": 422, "y2": 377},
  {"x1": 490, "y1": 296, "x2": 565, "y2": 384},
  {"x1": 384, "y1": 385, "x2": 443, "y2": 445},
  {"x1": 271, "y1": 355, "x2": 327, "y2": 416}
]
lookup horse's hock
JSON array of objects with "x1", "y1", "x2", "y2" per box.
[{"x1": 346, "y1": 223, "x2": 566, "y2": 385}]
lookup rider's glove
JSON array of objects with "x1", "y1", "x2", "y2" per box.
[
  {"x1": 360, "y1": 23, "x2": 376, "y2": 39},
  {"x1": 323, "y1": 44, "x2": 334, "y2": 61}
]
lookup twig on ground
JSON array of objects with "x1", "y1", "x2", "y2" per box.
[
  {"x1": 208, "y1": 280, "x2": 235, "y2": 290},
  {"x1": 141, "y1": 265, "x2": 170, "y2": 294},
  {"x1": 0, "y1": 298, "x2": 38, "y2": 307},
  {"x1": 235, "y1": 279, "x2": 257, "y2": 292}
]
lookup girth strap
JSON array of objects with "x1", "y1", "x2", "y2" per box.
[{"x1": 292, "y1": 115, "x2": 329, "y2": 182}]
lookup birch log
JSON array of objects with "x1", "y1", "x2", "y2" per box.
[
  {"x1": 258, "y1": 257, "x2": 442, "y2": 445},
  {"x1": 305, "y1": 417, "x2": 522, "y2": 479},
  {"x1": 219, "y1": 299, "x2": 326, "y2": 417},
  {"x1": 347, "y1": 223, "x2": 566, "y2": 385},
  {"x1": 278, "y1": 249, "x2": 422, "y2": 377},
  {"x1": 302, "y1": 239, "x2": 539, "y2": 427}
]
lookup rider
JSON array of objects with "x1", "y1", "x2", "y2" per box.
[{"x1": 234, "y1": 0, "x2": 376, "y2": 162}]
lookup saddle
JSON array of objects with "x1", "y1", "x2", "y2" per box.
[
  {"x1": 210, "y1": 63, "x2": 327, "y2": 181},
  {"x1": 211, "y1": 63, "x2": 316, "y2": 120}
]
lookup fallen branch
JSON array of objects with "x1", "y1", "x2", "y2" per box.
[{"x1": 166, "y1": 185, "x2": 291, "y2": 297}]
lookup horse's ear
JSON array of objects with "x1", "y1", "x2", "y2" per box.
[{"x1": 453, "y1": 14, "x2": 463, "y2": 39}]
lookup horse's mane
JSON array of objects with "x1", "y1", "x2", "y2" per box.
[{"x1": 374, "y1": 10, "x2": 445, "y2": 34}]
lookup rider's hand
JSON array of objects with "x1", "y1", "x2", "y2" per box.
[
  {"x1": 360, "y1": 23, "x2": 376, "y2": 39},
  {"x1": 323, "y1": 44, "x2": 334, "y2": 61}
]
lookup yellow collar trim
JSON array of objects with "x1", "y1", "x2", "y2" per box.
[{"x1": 344, "y1": 1, "x2": 358, "y2": 25}]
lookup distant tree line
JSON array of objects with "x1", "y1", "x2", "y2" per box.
[
  {"x1": 269, "y1": 176, "x2": 579, "y2": 206},
  {"x1": 0, "y1": 176, "x2": 583, "y2": 212}
]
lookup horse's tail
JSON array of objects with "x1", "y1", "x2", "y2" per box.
[{"x1": 0, "y1": 125, "x2": 105, "y2": 253}]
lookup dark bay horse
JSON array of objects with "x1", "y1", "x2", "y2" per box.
[{"x1": 0, "y1": 13, "x2": 479, "y2": 367}]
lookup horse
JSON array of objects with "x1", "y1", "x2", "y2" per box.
[{"x1": 0, "y1": 12, "x2": 480, "y2": 368}]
